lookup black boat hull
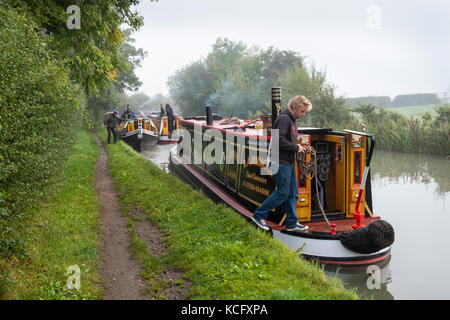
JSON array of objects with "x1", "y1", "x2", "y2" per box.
[{"x1": 122, "y1": 130, "x2": 158, "y2": 152}]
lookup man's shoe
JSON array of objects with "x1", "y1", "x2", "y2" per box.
[
  {"x1": 251, "y1": 216, "x2": 270, "y2": 231},
  {"x1": 286, "y1": 223, "x2": 309, "y2": 232}
]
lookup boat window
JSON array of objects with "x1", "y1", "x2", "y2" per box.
[
  {"x1": 298, "y1": 173, "x2": 306, "y2": 189},
  {"x1": 353, "y1": 151, "x2": 361, "y2": 185}
]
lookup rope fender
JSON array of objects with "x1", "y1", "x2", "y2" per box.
[{"x1": 338, "y1": 220, "x2": 395, "y2": 254}]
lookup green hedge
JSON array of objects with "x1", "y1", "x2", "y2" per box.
[{"x1": 0, "y1": 7, "x2": 84, "y2": 244}]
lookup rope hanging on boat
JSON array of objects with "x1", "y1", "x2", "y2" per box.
[
  {"x1": 219, "y1": 117, "x2": 240, "y2": 125},
  {"x1": 297, "y1": 147, "x2": 336, "y2": 233}
]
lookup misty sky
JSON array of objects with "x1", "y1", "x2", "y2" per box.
[{"x1": 130, "y1": 0, "x2": 450, "y2": 100}]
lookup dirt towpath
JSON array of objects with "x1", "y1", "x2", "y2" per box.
[
  {"x1": 93, "y1": 134, "x2": 150, "y2": 300},
  {"x1": 92, "y1": 133, "x2": 189, "y2": 300}
]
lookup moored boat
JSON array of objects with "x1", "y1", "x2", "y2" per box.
[
  {"x1": 169, "y1": 88, "x2": 395, "y2": 266},
  {"x1": 119, "y1": 116, "x2": 159, "y2": 151},
  {"x1": 146, "y1": 109, "x2": 181, "y2": 144}
]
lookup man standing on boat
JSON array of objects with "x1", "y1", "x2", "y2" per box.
[
  {"x1": 121, "y1": 104, "x2": 131, "y2": 119},
  {"x1": 165, "y1": 103, "x2": 175, "y2": 138},
  {"x1": 251, "y1": 95, "x2": 312, "y2": 232}
]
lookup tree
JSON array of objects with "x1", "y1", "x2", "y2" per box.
[
  {"x1": 168, "y1": 38, "x2": 310, "y2": 119},
  {"x1": 168, "y1": 60, "x2": 212, "y2": 117},
  {"x1": 124, "y1": 92, "x2": 151, "y2": 109},
  {"x1": 261, "y1": 48, "x2": 304, "y2": 85},
  {"x1": 115, "y1": 28, "x2": 148, "y2": 92},
  {"x1": 280, "y1": 64, "x2": 352, "y2": 126},
  {"x1": 353, "y1": 103, "x2": 377, "y2": 124},
  {"x1": 7, "y1": 0, "x2": 153, "y2": 94},
  {"x1": 86, "y1": 27, "x2": 148, "y2": 120},
  {"x1": 205, "y1": 38, "x2": 246, "y2": 89},
  {"x1": 434, "y1": 103, "x2": 450, "y2": 126}
]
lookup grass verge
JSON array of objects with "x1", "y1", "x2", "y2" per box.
[
  {"x1": 97, "y1": 127, "x2": 358, "y2": 300},
  {"x1": 0, "y1": 129, "x2": 103, "y2": 299},
  {"x1": 124, "y1": 209, "x2": 166, "y2": 299}
]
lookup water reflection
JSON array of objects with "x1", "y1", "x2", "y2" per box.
[
  {"x1": 323, "y1": 259, "x2": 394, "y2": 300},
  {"x1": 140, "y1": 143, "x2": 174, "y2": 172},
  {"x1": 371, "y1": 149, "x2": 450, "y2": 196}
]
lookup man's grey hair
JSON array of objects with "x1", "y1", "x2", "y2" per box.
[{"x1": 287, "y1": 95, "x2": 312, "y2": 112}]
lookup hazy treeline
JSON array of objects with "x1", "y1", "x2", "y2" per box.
[
  {"x1": 168, "y1": 38, "x2": 351, "y2": 126},
  {"x1": 346, "y1": 93, "x2": 440, "y2": 108},
  {"x1": 0, "y1": 1, "x2": 149, "y2": 254}
]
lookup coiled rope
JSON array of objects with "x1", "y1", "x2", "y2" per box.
[{"x1": 297, "y1": 146, "x2": 336, "y2": 233}]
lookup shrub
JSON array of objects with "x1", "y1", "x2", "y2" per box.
[{"x1": 0, "y1": 7, "x2": 84, "y2": 244}]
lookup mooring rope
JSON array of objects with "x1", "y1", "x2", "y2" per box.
[{"x1": 297, "y1": 147, "x2": 336, "y2": 233}]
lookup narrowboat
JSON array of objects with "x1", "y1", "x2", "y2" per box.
[
  {"x1": 119, "y1": 115, "x2": 159, "y2": 152},
  {"x1": 169, "y1": 88, "x2": 395, "y2": 266},
  {"x1": 145, "y1": 110, "x2": 181, "y2": 144}
]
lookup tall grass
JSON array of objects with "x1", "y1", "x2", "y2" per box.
[{"x1": 330, "y1": 103, "x2": 450, "y2": 157}]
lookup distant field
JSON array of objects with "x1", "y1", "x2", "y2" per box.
[{"x1": 389, "y1": 104, "x2": 437, "y2": 118}]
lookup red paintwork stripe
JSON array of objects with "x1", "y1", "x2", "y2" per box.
[{"x1": 312, "y1": 252, "x2": 391, "y2": 266}]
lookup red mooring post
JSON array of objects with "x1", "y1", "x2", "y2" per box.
[
  {"x1": 352, "y1": 166, "x2": 370, "y2": 229},
  {"x1": 331, "y1": 223, "x2": 337, "y2": 235}
]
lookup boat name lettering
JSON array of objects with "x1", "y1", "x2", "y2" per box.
[
  {"x1": 242, "y1": 180, "x2": 269, "y2": 197},
  {"x1": 227, "y1": 169, "x2": 237, "y2": 181},
  {"x1": 245, "y1": 171, "x2": 267, "y2": 184}
]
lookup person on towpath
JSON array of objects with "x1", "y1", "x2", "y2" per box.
[
  {"x1": 251, "y1": 95, "x2": 312, "y2": 232},
  {"x1": 104, "y1": 110, "x2": 126, "y2": 144}
]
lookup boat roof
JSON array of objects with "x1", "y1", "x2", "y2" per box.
[
  {"x1": 180, "y1": 118, "x2": 341, "y2": 139},
  {"x1": 180, "y1": 118, "x2": 270, "y2": 139}
]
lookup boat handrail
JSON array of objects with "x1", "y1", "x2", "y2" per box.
[{"x1": 342, "y1": 129, "x2": 376, "y2": 167}]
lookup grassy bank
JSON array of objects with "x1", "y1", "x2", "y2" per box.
[
  {"x1": 0, "y1": 129, "x2": 103, "y2": 299},
  {"x1": 96, "y1": 127, "x2": 357, "y2": 300}
]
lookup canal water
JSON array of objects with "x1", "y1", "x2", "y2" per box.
[
  {"x1": 142, "y1": 145, "x2": 450, "y2": 300},
  {"x1": 140, "y1": 143, "x2": 174, "y2": 173},
  {"x1": 347, "y1": 150, "x2": 450, "y2": 300}
]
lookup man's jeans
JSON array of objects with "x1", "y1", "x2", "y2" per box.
[{"x1": 253, "y1": 164, "x2": 299, "y2": 228}]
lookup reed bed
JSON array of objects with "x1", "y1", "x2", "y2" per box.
[{"x1": 321, "y1": 104, "x2": 449, "y2": 157}]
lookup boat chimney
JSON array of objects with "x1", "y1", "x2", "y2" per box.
[
  {"x1": 271, "y1": 87, "x2": 281, "y2": 127},
  {"x1": 205, "y1": 103, "x2": 213, "y2": 126}
]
